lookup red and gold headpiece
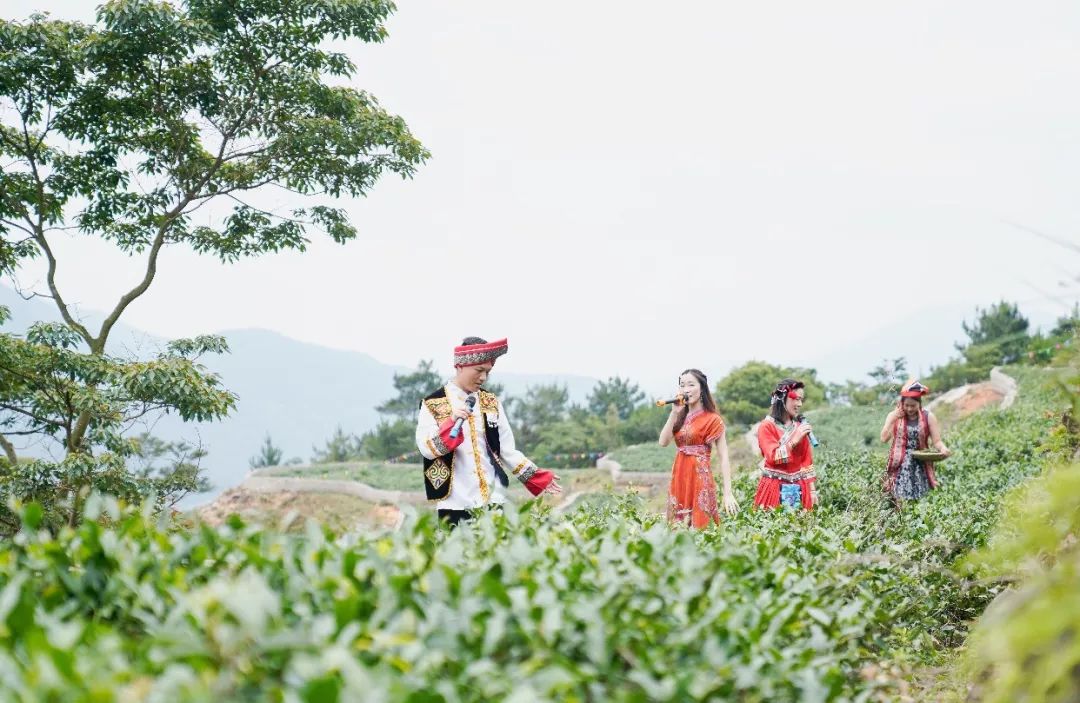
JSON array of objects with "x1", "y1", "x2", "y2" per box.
[
  {"x1": 453, "y1": 338, "x2": 508, "y2": 368},
  {"x1": 900, "y1": 379, "x2": 930, "y2": 398},
  {"x1": 772, "y1": 379, "x2": 805, "y2": 402}
]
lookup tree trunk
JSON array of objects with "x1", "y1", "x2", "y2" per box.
[{"x1": 0, "y1": 433, "x2": 16, "y2": 465}]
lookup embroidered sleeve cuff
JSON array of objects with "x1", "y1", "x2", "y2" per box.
[
  {"x1": 523, "y1": 469, "x2": 555, "y2": 496},
  {"x1": 431, "y1": 418, "x2": 464, "y2": 456},
  {"x1": 426, "y1": 437, "x2": 447, "y2": 457},
  {"x1": 773, "y1": 444, "x2": 790, "y2": 464}
]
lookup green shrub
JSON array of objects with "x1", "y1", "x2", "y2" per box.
[
  {"x1": 606, "y1": 442, "x2": 676, "y2": 472},
  {"x1": 805, "y1": 404, "x2": 890, "y2": 454},
  {"x1": 0, "y1": 368, "x2": 1063, "y2": 701}
]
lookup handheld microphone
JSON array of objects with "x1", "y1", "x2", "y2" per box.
[
  {"x1": 656, "y1": 394, "x2": 687, "y2": 407},
  {"x1": 797, "y1": 414, "x2": 819, "y2": 448},
  {"x1": 449, "y1": 395, "x2": 477, "y2": 439}
]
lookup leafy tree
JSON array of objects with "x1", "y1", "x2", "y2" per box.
[
  {"x1": 1024, "y1": 305, "x2": 1080, "y2": 365},
  {"x1": 849, "y1": 356, "x2": 908, "y2": 405},
  {"x1": 522, "y1": 384, "x2": 664, "y2": 464},
  {"x1": 532, "y1": 408, "x2": 618, "y2": 469},
  {"x1": 249, "y1": 433, "x2": 283, "y2": 469},
  {"x1": 358, "y1": 419, "x2": 414, "y2": 461},
  {"x1": 825, "y1": 380, "x2": 864, "y2": 406},
  {"x1": 129, "y1": 433, "x2": 212, "y2": 509},
  {"x1": 376, "y1": 361, "x2": 442, "y2": 421},
  {"x1": 586, "y1": 376, "x2": 646, "y2": 420},
  {"x1": 826, "y1": 363, "x2": 905, "y2": 407},
  {"x1": 372, "y1": 359, "x2": 503, "y2": 426},
  {"x1": 1051, "y1": 304, "x2": 1080, "y2": 338},
  {"x1": 311, "y1": 426, "x2": 363, "y2": 464},
  {"x1": 506, "y1": 384, "x2": 570, "y2": 449},
  {"x1": 929, "y1": 301, "x2": 1032, "y2": 392},
  {"x1": 925, "y1": 357, "x2": 982, "y2": 394},
  {"x1": 713, "y1": 361, "x2": 826, "y2": 426},
  {"x1": 960, "y1": 301, "x2": 1030, "y2": 360},
  {"x1": 0, "y1": 1, "x2": 426, "y2": 529},
  {"x1": 365, "y1": 358, "x2": 488, "y2": 461},
  {"x1": 868, "y1": 356, "x2": 907, "y2": 389},
  {"x1": 617, "y1": 404, "x2": 669, "y2": 446},
  {"x1": 0, "y1": 322, "x2": 233, "y2": 530}
]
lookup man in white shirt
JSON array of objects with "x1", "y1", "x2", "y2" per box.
[{"x1": 415, "y1": 336, "x2": 561, "y2": 526}]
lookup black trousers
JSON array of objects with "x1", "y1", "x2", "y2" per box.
[
  {"x1": 438, "y1": 505, "x2": 502, "y2": 527},
  {"x1": 437, "y1": 509, "x2": 472, "y2": 527}
]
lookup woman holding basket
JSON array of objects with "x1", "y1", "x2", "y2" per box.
[{"x1": 880, "y1": 379, "x2": 951, "y2": 503}]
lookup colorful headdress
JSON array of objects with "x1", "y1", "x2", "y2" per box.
[
  {"x1": 900, "y1": 379, "x2": 930, "y2": 398},
  {"x1": 772, "y1": 379, "x2": 805, "y2": 402},
  {"x1": 453, "y1": 338, "x2": 508, "y2": 368}
]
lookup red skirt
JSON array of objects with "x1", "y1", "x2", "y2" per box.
[{"x1": 753, "y1": 471, "x2": 816, "y2": 511}]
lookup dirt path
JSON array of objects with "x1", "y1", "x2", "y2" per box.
[{"x1": 196, "y1": 487, "x2": 404, "y2": 532}]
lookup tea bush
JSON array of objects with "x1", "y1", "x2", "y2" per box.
[{"x1": 0, "y1": 369, "x2": 1063, "y2": 701}]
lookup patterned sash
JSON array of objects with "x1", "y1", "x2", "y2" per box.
[
  {"x1": 677, "y1": 444, "x2": 709, "y2": 457},
  {"x1": 760, "y1": 465, "x2": 816, "y2": 482}
]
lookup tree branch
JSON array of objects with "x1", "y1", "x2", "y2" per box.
[
  {"x1": 32, "y1": 234, "x2": 94, "y2": 345},
  {"x1": 199, "y1": 175, "x2": 279, "y2": 200},
  {"x1": 19, "y1": 120, "x2": 95, "y2": 348},
  {"x1": 0, "y1": 402, "x2": 59, "y2": 429},
  {"x1": 269, "y1": 182, "x2": 328, "y2": 197},
  {"x1": 93, "y1": 227, "x2": 167, "y2": 354},
  {"x1": 0, "y1": 218, "x2": 35, "y2": 238},
  {"x1": 120, "y1": 403, "x2": 172, "y2": 429},
  {"x1": 0, "y1": 428, "x2": 49, "y2": 437},
  {"x1": 69, "y1": 109, "x2": 248, "y2": 452},
  {"x1": 0, "y1": 361, "x2": 71, "y2": 419},
  {"x1": 10, "y1": 279, "x2": 54, "y2": 302},
  {"x1": 94, "y1": 103, "x2": 250, "y2": 352},
  {"x1": 224, "y1": 193, "x2": 311, "y2": 225},
  {"x1": 222, "y1": 144, "x2": 271, "y2": 162}
]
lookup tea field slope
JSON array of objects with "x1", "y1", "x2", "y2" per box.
[{"x1": 0, "y1": 368, "x2": 1063, "y2": 701}]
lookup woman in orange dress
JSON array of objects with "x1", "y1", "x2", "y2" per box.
[
  {"x1": 659, "y1": 369, "x2": 739, "y2": 527},
  {"x1": 754, "y1": 378, "x2": 816, "y2": 510}
]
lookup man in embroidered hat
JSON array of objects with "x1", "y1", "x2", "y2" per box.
[
  {"x1": 879, "y1": 379, "x2": 950, "y2": 504},
  {"x1": 415, "y1": 336, "x2": 561, "y2": 526}
]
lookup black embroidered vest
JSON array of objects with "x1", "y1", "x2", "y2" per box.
[{"x1": 420, "y1": 386, "x2": 509, "y2": 501}]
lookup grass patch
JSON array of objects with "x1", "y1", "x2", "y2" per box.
[
  {"x1": 808, "y1": 403, "x2": 890, "y2": 455},
  {"x1": 257, "y1": 463, "x2": 611, "y2": 497},
  {"x1": 260, "y1": 462, "x2": 424, "y2": 492},
  {"x1": 605, "y1": 442, "x2": 675, "y2": 471}
]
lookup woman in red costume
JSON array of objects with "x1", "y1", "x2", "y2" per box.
[
  {"x1": 659, "y1": 369, "x2": 739, "y2": 527},
  {"x1": 754, "y1": 378, "x2": 816, "y2": 510}
]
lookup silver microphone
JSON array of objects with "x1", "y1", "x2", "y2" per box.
[{"x1": 449, "y1": 395, "x2": 477, "y2": 439}]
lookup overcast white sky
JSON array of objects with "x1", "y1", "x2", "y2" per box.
[{"x1": 5, "y1": 1, "x2": 1080, "y2": 391}]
